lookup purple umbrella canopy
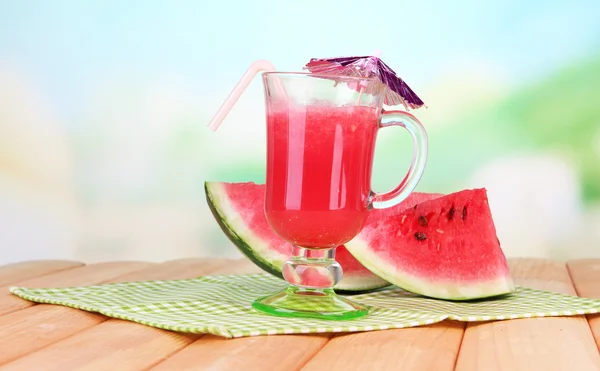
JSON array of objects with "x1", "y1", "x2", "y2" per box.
[{"x1": 304, "y1": 56, "x2": 425, "y2": 110}]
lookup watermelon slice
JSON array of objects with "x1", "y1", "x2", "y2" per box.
[
  {"x1": 346, "y1": 188, "x2": 515, "y2": 300},
  {"x1": 205, "y1": 181, "x2": 442, "y2": 292}
]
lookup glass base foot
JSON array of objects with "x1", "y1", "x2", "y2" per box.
[{"x1": 252, "y1": 286, "x2": 369, "y2": 320}]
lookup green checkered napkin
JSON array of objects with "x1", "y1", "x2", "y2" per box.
[{"x1": 10, "y1": 273, "x2": 600, "y2": 338}]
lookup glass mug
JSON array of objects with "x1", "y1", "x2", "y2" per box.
[{"x1": 252, "y1": 72, "x2": 428, "y2": 319}]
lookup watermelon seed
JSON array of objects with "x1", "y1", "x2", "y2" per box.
[
  {"x1": 418, "y1": 215, "x2": 428, "y2": 226},
  {"x1": 462, "y1": 206, "x2": 467, "y2": 220},
  {"x1": 448, "y1": 206, "x2": 455, "y2": 220},
  {"x1": 401, "y1": 215, "x2": 407, "y2": 224},
  {"x1": 414, "y1": 232, "x2": 427, "y2": 241},
  {"x1": 436, "y1": 229, "x2": 444, "y2": 234}
]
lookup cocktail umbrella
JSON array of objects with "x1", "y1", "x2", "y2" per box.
[{"x1": 304, "y1": 56, "x2": 425, "y2": 110}]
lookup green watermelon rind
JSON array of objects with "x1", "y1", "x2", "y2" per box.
[
  {"x1": 205, "y1": 182, "x2": 287, "y2": 280},
  {"x1": 345, "y1": 236, "x2": 516, "y2": 301},
  {"x1": 205, "y1": 182, "x2": 390, "y2": 292}
]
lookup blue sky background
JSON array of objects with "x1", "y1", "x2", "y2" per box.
[{"x1": 1, "y1": 0, "x2": 599, "y2": 125}]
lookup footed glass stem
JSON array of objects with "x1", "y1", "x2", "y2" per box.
[{"x1": 252, "y1": 246, "x2": 369, "y2": 320}]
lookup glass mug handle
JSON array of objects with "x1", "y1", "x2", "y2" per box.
[{"x1": 370, "y1": 110, "x2": 429, "y2": 209}]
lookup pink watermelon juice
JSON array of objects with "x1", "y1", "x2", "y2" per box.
[{"x1": 265, "y1": 104, "x2": 379, "y2": 248}]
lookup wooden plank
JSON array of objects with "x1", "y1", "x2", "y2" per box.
[
  {"x1": 0, "y1": 305, "x2": 106, "y2": 366},
  {"x1": 567, "y1": 259, "x2": 600, "y2": 350},
  {"x1": 300, "y1": 322, "x2": 464, "y2": 371},
  {"x1": 108, "y1": 257, "x2": 223, "y2": 283},
  {"x1": 0, "y1": 260, "x2": 84, "y2": 286},
  {"x1": 0, "y1": 259, "x2": 225, "y2": 366},
  {"x1": 0, "y1": 258, "x2": 258, "y2": 370},
  {"x1": 455, "y1": 258, "x2": 600, "y2": 371},
  {"x1": 3, "y1": 320, "x2": 197, "y2": 371},
  {"x1": 0, "y1": 261, "x2": 153, "y2": 317},
  {"x1": 151, "y1": 333, "x2": 329, "y2": 371}
]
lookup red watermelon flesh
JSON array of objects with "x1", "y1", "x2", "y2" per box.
[
  {"x1": 345, "y1": 188, "x2": 515, "y2": 300},
  {"x1": 205, "y1": 181, "x2": 442, "y2": 292}
]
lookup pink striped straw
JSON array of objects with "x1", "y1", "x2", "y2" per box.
[
  {"x1": 355, "y1": 50, "x2": 381, "y2": 104},
  {"x1": 207, "y1": 59, "x2": 278, "y2": 131}
]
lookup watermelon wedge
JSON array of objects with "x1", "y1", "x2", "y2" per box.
[
  {"x1": 346, "y1": 188, "x2": 515, "y2": 300},
  {"x1": 205, "y1": 181, "x2": 442, "y2": 292}
]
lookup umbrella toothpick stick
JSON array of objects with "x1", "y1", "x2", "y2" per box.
[{"x1": 355, "y1": 50, "x2": 381, "y2": 105}]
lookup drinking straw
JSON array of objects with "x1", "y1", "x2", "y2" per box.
[{"x1": 208, "y1": 59, "x2": 278, "y2": 131}]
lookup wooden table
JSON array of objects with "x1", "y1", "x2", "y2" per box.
[{"x1": 0, "y1": 258, "x2": 599, "y2": 370}]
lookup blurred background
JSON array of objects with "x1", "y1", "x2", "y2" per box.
[{"x1": 0, "y1": 0, "x2": 599, "y2": 265}]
